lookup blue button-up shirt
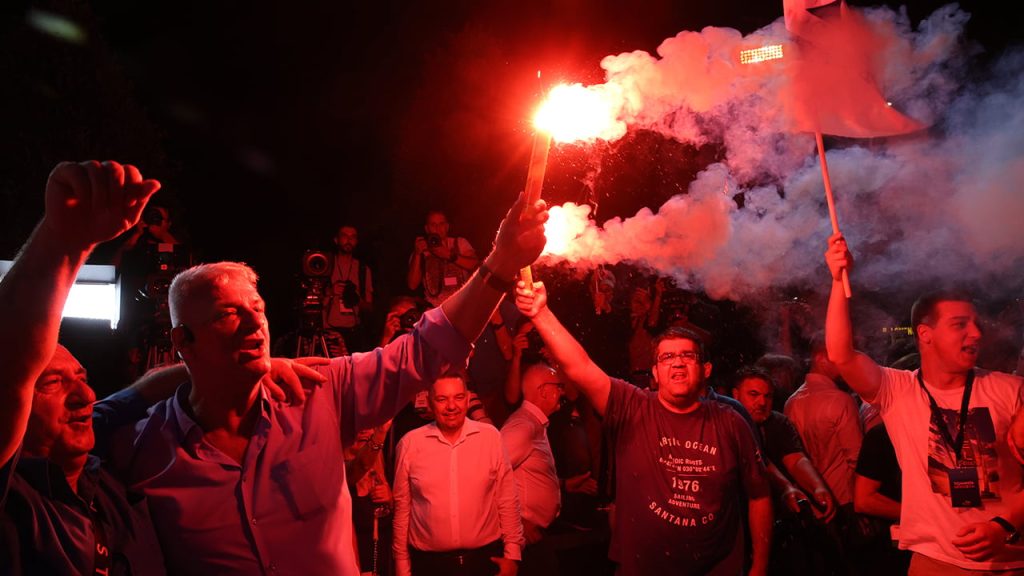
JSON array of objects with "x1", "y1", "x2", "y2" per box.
[{"x1": 97, "y1": 308, "x2": 470, "y2": 576}]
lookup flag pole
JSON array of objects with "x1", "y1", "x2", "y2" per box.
[{"x1": 815, "y1": 131, "x2": 853, "y2": 298}]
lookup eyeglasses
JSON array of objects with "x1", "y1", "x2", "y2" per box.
[
  {"x1": 656, "y1": 351, "x2": 700, "y2": 365},
  {"x1": 539, "y1": 382, "x2": 565, "y2": 393}
]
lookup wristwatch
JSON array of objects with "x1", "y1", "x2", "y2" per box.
[
  {"x1": 477, "y1": 263, "x2": 516, "y2": 292},
  {"x1": 991, "y1": 516, "x2": 1021, "y2": 544},
  {"x1": 368, "y1": 438, "x2": 384, "y2": 451}
]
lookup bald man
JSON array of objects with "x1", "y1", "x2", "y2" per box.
[
  {"x1": 0, "y1": 161, "x2": 166, "y2": 574},
  {"x1": 501, "y1": 363, "x2": 564, "y2": 543}
]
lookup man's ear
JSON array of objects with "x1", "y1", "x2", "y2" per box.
[
  {"x1": 917, "y1": 324, "x2": 933, "y2": 345},
  {"x1": 171, "y1": 325, "x2": 194, "y2": 360},
  {"x1": 702, "y1": 362, "x2": 713, "y2": 380}
]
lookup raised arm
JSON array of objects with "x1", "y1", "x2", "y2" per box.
[
  {"x1": 439, "y1": 193, "x2": 547, "y2": 344},
  {"x1": 406, "y1": 238, "x2": 427, "y2": 291},
  {"x1": 824, "y1": 233, "x2": 883, "y2": 403},
  {"x1": 503, "y1": 324, "x2": 531, "y2": 406},
  {"x1": 514, "y1": 281, "x2": 611, "y2": 417},
  {"x1": 0, "y1": 161, "x2": 158, "y2": 468}
]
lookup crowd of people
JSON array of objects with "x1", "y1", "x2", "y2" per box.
[{"x1": 1, "y1": 160, "x2": 1023, "y2": 576}]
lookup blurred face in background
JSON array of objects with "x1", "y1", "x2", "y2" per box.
[
  {"x1": 424, "y1": 212, "x2": 450, "y2": 240},
  {"x1": 733, "y1": 376, "x2": 775, "y2": 425},
  {"x1": 336, "y1": 226, "x2": 358, "y2": 254}
]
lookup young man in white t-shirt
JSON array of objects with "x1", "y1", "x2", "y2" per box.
[{"x1": 824, "y1": 233, "x2": 1024, "y2": 574}]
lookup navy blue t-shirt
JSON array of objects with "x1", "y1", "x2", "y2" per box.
[
  {"x1": 0, "y1": 448, "x2": 165, "y2": 575},
  {"x1": 604, "y1": 378, "x2": 769, "y2": 576}
]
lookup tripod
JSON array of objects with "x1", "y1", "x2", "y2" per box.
[
  {"x1": 143, "y1": 303, "x2": 176, "y2": 371},
  {"x1": 295, "y1": 309, "x2": 332, "y2": 358},
  {"x1": 145, "y1": 325, "x2": 176, "y2": 370}
]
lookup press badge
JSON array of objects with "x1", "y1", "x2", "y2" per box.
[
  {"x1": 948, "y1": 466, "x2": 981, "y2": 508},
  {"x1": 444, "y1": 275, "x2": 459, "y2": 287}
]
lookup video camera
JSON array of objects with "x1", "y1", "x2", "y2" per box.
[
  {"x1": 299, "y1": 250, "x2": 330, "y2": 316},
  {"x1": 425, "y1": 233, "x2": 443, "y2": 249},
  {"x1": 139, "y1": 243, "x2": 191, "y2": 321},
  {"x1": 302, "y1": 250, "x2": 330, "y2": 278}
]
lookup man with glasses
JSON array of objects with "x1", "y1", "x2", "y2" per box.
[
  {"x1": 501, "y1": 363, "x2": 564, "y2": 543},
  {"x1": 514, "y1": 281, "x2": 771, "y2": 576}
]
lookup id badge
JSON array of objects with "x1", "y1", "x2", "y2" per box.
[
  {"x1": 443, "y1": 275, "x2": 459, "y2": 287},
  {"x1": 948, "y1": 466, "x2": 981, "y2": 508}
]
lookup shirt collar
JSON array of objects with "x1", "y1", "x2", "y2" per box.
[
  {"x1": 424, "y1": 418, "x2": 482, "y2": 446},
  {"x1": 16, "y1": 453, "x2": 100, "y2": 507},
  {"x1": 169, "y1": 380, "x2": 273, "y2": 454},
  {"x1": 804, "y1": 373, "x2": 839, "y2": 391},
  {"x1": 520, "y1": 400, "x2": 549, "y2": 427}
]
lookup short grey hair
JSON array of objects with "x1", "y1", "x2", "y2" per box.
[{"x1": 168, "y1": 262, "x2": 259, "y2": 326}]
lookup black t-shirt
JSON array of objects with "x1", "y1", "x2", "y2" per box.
[
  {"x1": 760, "y1": 410, "x2": 806, "y2": 469},
  {"x1": 604, "y1": 378, "x2": 769, "y2": 576},
  {"x1": 855, "y1": 423, "x2": 901, "y2": 503}
]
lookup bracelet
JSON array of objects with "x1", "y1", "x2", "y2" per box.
[
  {"x1": 991, "y1": 516, "x2": 1021, "y2": 544},
  {"x1": 478, "y1": 263, "x2": 516, "y2": 292},
  {"x1": 368, "y1": 438, "x2": 383, "y2": 451}
]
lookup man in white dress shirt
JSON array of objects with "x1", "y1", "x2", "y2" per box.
[{"x1": 392, "y1": 371, "x2": 524, "y2": 576}]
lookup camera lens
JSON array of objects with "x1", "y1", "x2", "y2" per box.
[
  {"x1": 426, "y1": 234, "x2": 442, "y2": 248},
  {"x1": 302, "y1": 251, "x2": 330, "y2": 277},
  {"x1": 399, "y1": 309, "x2": 421, "y2": 330},
  {"x1": 142, "y1": 207, "x2": 165, "y2": 226},
  {"x1": 342, "y1": 281, "x2": 360, "y2": 308}
]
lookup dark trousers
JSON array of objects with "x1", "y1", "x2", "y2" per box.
[{"x1": 409, "y1": 540, "x2": 503, "y2": 576}]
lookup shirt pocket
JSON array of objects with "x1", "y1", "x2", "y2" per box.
[{"x1": 271, "y1": 446, "x2": 343, "y2": 520}]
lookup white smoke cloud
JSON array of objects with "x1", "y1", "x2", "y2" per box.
[{"x1": 538, "y1": 4, "x2": 1024, "y2": 303}]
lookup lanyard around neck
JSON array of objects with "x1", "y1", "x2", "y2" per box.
[{"x1": 916, "y1": 369, "x2": 975, "y2": 463}]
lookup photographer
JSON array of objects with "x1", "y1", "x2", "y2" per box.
[
  {"x1": 111, "y1": 204, "x2": 189, "y2": 377},
  {"x1": 406, "y1": 210, "x2": 479, "y2": 306},
  {"x1": 323, "y1": 224, "x2": 374, "y2": 354},
  {"x1": 380, "y1": 296, "x2": 429, "y2": 347},
  {"x1": 111, "y1": 205, "x2": 181, "y2": 267}
]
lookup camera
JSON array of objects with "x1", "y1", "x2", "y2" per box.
[
  {"x1": 302, "y1": 250, "x2": 330, "y2": 277},
  {"x1": 341, "y1": 280, "x2": 360, "y2": 309},
  {"x1": 399, "y1": 308, "x2": 422, "y2": 331},
  {"x1": 299, "y1": 250, "x2": 330, "y2": 319},
  {"x1": 425, "y1": 233, "x2": 442, "y2": 248},
  {"x1": 142, "y1": 206, "x2": 165, "y2": 226}
]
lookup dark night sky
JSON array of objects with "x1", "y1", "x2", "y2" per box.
[{"x1": 1, "y1": 0, "x2": 1020, "y2": 388}]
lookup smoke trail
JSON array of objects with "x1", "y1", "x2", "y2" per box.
[{"x1": 538, "y1": 4, "x2": 1024, "y2": 303}]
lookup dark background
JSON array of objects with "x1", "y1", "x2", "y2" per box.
[{"x1": 1, "y1": 0, "x2": 1019, "y2": 393}]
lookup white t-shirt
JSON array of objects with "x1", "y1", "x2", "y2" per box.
[{"x1": 877, "y1": 367, "x2": 1024, "y2": 569}]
